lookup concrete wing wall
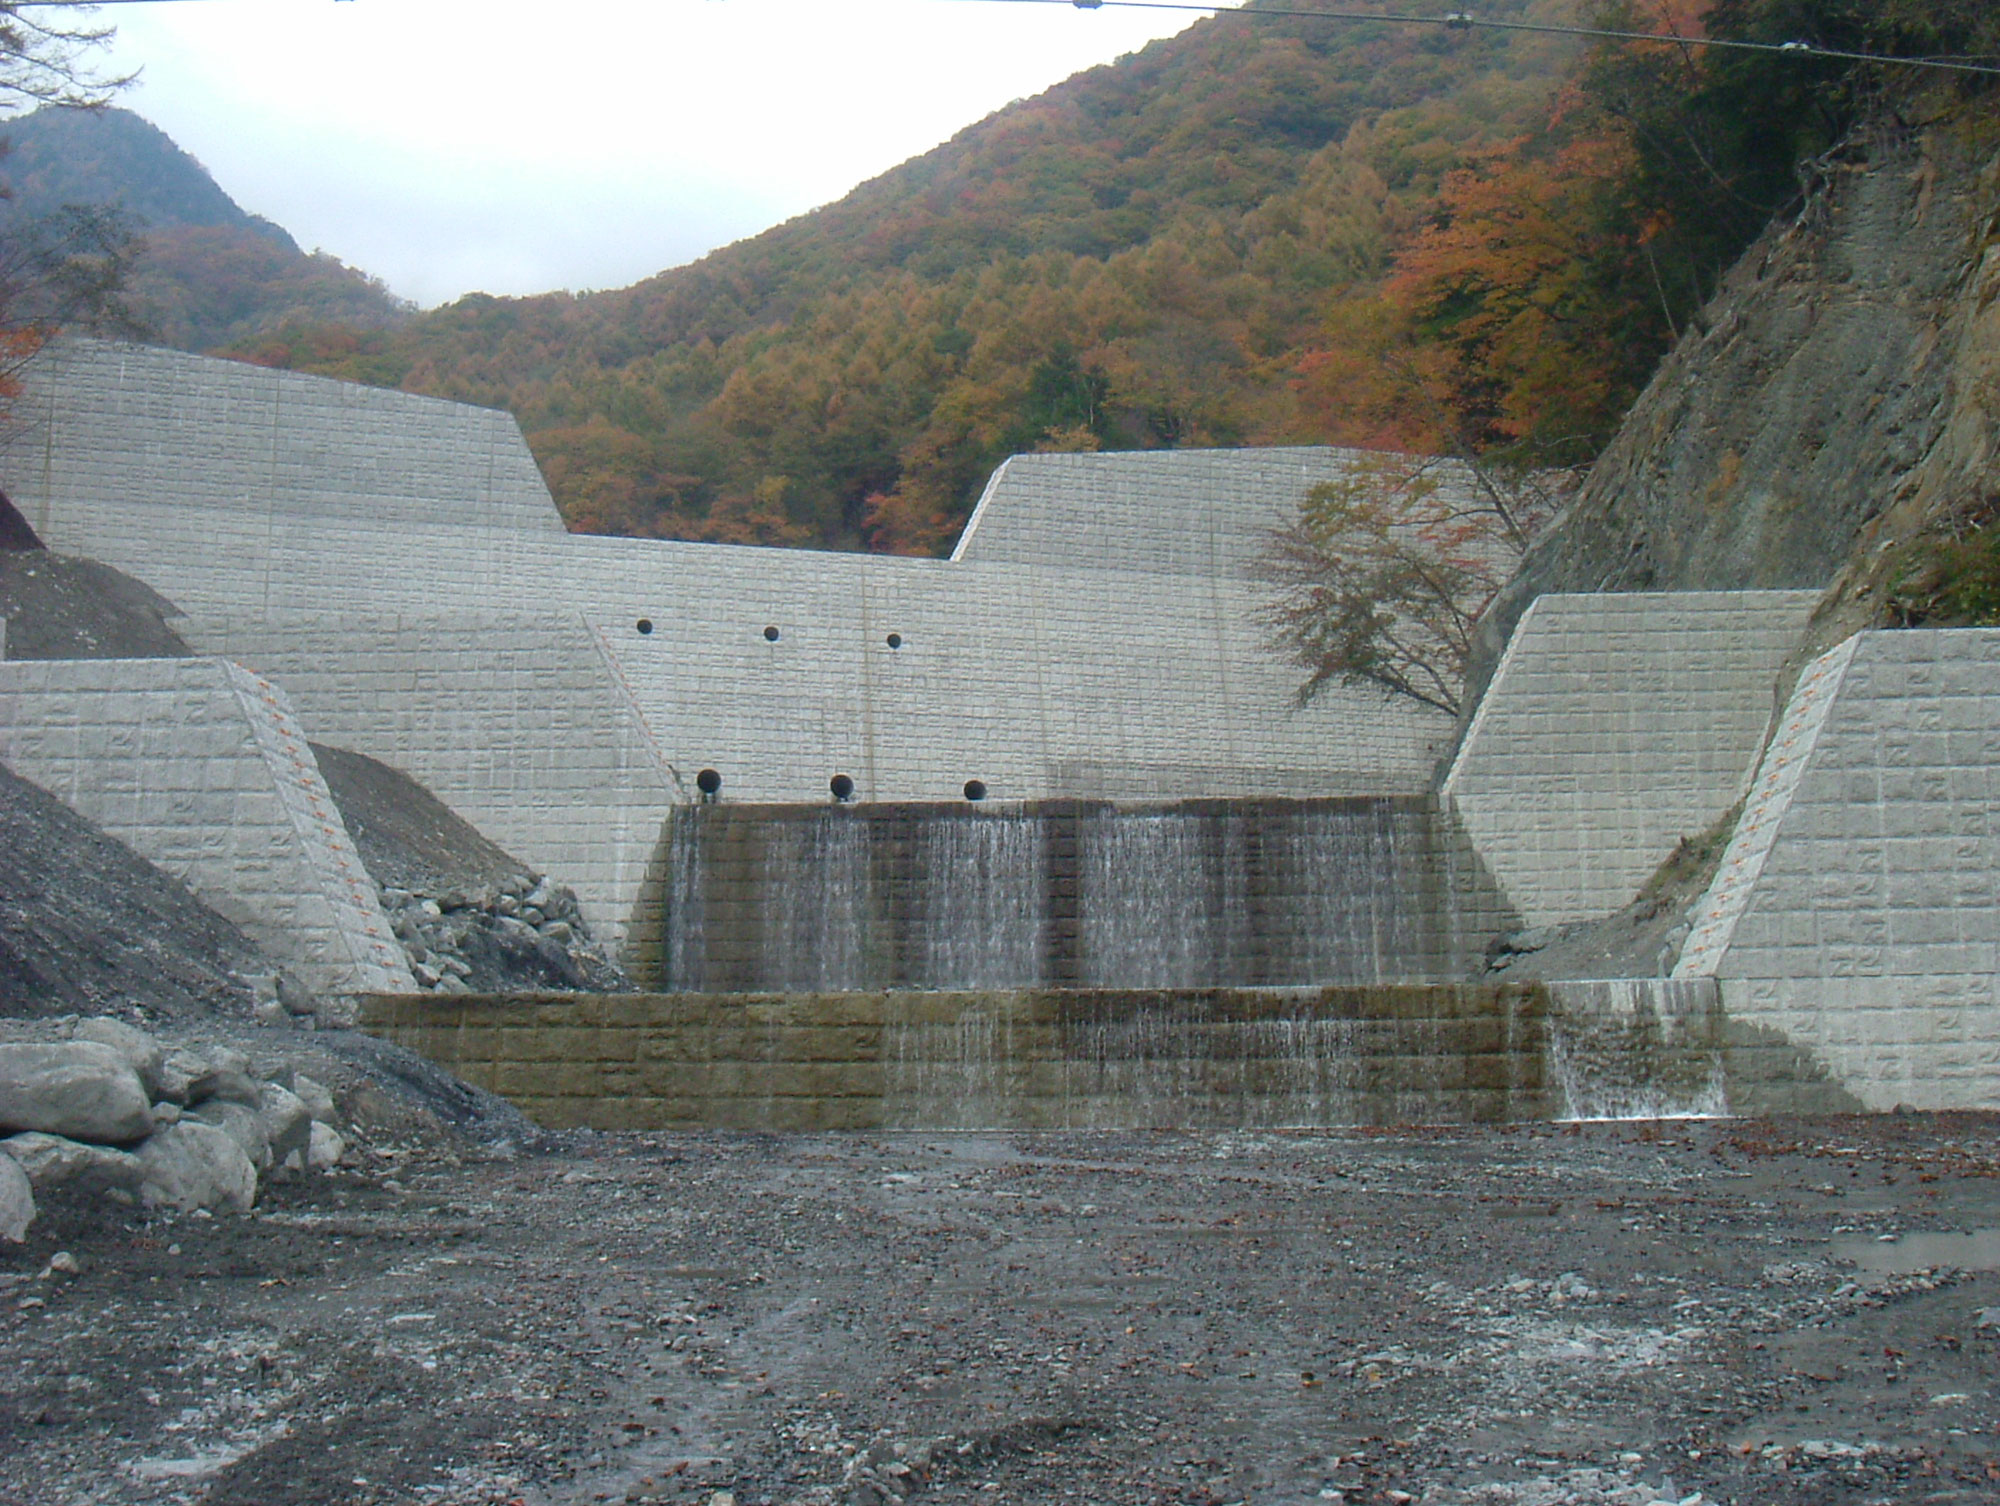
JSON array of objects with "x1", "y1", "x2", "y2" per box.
[
  {"x1": 187, "y1": 613, "x2": 678, "y2": 954},
  {"x1": 1443, "y1": 591, "x2": 1818, "y2": 927},
  {"x1": 0, "y1": 657, "x2": 414, "y2": 999},
  {"x1": 1676, "y1": 629, "x2": 2000, "y2": 1111},
  {"x1": 4, "y1": 338, "x2": 566, "y2": 544},
  {"x1": 950, "y1": 446, "x2": 1490, "y2": 580}
]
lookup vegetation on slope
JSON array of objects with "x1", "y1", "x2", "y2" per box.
[
  {"x1": 17, "y1": 3, "x2": 1990, "y2": 564},
  {"x1": 229, "y1": 0, "x2": 1590, "y2": 552}
]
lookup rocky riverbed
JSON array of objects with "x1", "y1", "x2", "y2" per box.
[{"x1": 5, "y1": 1113, "x2": 1999, "y2": 1506}]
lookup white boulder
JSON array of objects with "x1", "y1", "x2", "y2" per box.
[
  {"x1": 255, "y1": 1083, "x2": 313, "y2": 1164},
  {"x1": 72, "y1": 1019, "x2": 168, "y2": 1100},
  {"x1": 0, "y1": 1042, "x2": 154, "y2": 1144},
  {"x1": 290, "y1": 1074, "x2": 338, "y2": 1126},
  {"x1": 187, "y1": 1099, "x2": 273, "y2": 1173},
  {"x1": 304, "y1": 1120, "x2": 347, "y2": 1171}
]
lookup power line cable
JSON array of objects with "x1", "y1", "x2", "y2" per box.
[
  {"x1": 958, "y1": 0, "x2": 2000, "y2": 78},
  {"x1": 16, "y1": 0, "x2": 2000, "y2": 78}
]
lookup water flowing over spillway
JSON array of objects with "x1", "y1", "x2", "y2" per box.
[{"x1": 648, "y1": 797, "x2": 1517, "y2": 993}]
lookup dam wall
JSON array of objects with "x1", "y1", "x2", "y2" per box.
[
  {"x1": 642, "y1": 797, "x2": 1519, "y2": 992},
  {"x1": 361, "y1": 978, "x2": 1757, "y2": 1131},
  {"x1": 1444, "y1": 590, "x2": 1817, "y2": 927}
]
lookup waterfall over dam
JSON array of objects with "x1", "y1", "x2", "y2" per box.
[{"x1": 640, "y1": 797, "x2": 1519, "y2": 993}]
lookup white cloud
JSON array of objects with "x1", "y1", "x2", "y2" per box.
[{"x1": 99, "y1": 0, "x2": 1206, "y2": 305}]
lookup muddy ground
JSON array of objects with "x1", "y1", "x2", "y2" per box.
[{"x1": 5, "y1": 1114, "x2": 2000, "y2": 1506}]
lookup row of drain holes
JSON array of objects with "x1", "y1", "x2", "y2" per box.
[
  {"x1": 696, "y1": 768, "x2": 987, "y2": 803},
  {"x1": 638, "y1": 619, "x2": 904, "y2": 649}
]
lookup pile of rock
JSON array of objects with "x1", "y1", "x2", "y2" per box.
[
  {"x1": 379, "y1": 872, "x2": 630, "y2": 994},
  {"x1": 0, "y1": 1019, "x2": 348, "y2": 1242}
]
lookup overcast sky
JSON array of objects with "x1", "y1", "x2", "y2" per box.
[{"x1": 97, "y1": 0, "x2": 1206, "y2": 307}]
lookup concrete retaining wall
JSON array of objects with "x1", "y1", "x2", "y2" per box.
[
  {"x1": 362, "y1": 978, "x2": 1738, "y2": 1130},
  {"x1": 1677, "y1": 629, "x2": 2000, "y2": 1110},
  {"x1": 0, "y1": 657, "x2": 414, "y2": 998},
  {"x1": 1444, "y1": 591, "x2": 1817, "y2": 925},
  {"x1": 190, "y1": 613, "x2": 677, "y2": 954},
  {"x1": 2, "y1": 340, "x2": 1456, "y2": 810}
]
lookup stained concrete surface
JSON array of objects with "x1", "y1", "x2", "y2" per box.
[{"x1": 5, "y1": 1115, "x2": 2000, "y2": 1506}]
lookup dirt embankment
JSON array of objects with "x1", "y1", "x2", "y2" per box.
[{"x1": 0, "y1": 761, "x2": 259, "y2": 1022}]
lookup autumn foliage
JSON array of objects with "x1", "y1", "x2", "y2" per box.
[{"x1": 215, "y1": 0, "x2": 1999, "y2": 559}]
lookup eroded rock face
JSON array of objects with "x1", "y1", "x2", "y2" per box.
[
  {"x1": 138, "y1": 1120, "x2": 257, "y2": 1213},
  {"x1": 1464, "y1": 106, "x2": 2000, "y2": 714},
  {"x1": 0, "y1": 1042, "x2": 155, "y2": 1144}
]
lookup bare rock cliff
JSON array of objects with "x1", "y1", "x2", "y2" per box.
[{"x1": 1465, "y1": 101, "x2": 2000, "y2": 711}]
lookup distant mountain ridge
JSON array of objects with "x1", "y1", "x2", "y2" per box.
[
  {"x1": 0, "y1": 105, "x2": 409, "y2": 352},
  {"x1": 0, "y1": 105, "x2": 294, "y2": 247}
]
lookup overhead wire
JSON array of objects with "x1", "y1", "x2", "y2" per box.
[
  {"x1": 13, "y1": 0, "x2": 2000, "y2": 78},
  {"x1": 958, "y1": 0, "x2": 2000, "y2": 78}
]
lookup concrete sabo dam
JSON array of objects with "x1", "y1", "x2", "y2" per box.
[{"x1": 3, "y1": 338, "x2": 1995, "y2": 1123}]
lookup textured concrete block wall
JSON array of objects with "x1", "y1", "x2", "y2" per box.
[
  {"x1": 586, "y1": 557, "x2": 1451, "y2": 804},
  {"x1": 649, "y1": 797, "x2": 1519, "y2": 991},
  {"x1": 952, "y1": 447, "x2": 1502, "y2": 581},
  {"x1": 190, "y1": 613, "x2": 677, "y2": 953},
  {"x1": 1444, "y1": 591, "x2": 1818, "y2": 926},
  {"x1": 8, "y1": 339, "x2": 564, "y2": 542},
  {"x1": 0, "y1": 657, "x2": 414, "y2": 997},
  {"x1": 1677, "y1": 630, "x2": 2000, "y2": 1111},
  {"x1": 362, "y1": 980, "x2": 1730, "y2": 1131}
]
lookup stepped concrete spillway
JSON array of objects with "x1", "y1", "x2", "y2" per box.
[
  {"x1": 5, "y1": 337, "x2": 1999, "y2": 1116},
  {"x1": 647, "y1": 797, "x2": 1516, "y2": 992}
]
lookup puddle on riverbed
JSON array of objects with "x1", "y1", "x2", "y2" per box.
[{"x1": 1832, "y1": 1229, "x2": 2000, "y2": 1273}]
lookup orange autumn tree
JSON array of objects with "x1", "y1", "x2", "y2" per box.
[{"x1": 1273, "y1": 9, "x2": 1714, "y2": 713}]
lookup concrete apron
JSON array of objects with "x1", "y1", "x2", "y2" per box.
[{"x1": 356, "y1": 978, "x2": 1853, "y2": 1131}]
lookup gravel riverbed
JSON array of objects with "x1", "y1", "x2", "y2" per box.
[{"x1": 5, "y1": 1115, "x2": 2000, "y2": 1506}]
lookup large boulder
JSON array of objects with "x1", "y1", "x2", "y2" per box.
[
  {"x1": 72, "y1": 1019, "x2": 168, "y2": 1100},
  {"x1": 304, "y1": 1120, "x2": 347, "y2": 1171},
  {"x1": 289, "y1": 1073, "x2": 338, "y2": 1126},
  {"x1": 2, "y1": 1132, "x2": 147, "y2": 1199},
  {"x1": 0, "y1": 1042, "x2": 154, "y2": 1143},
  {"x1": 0, "y1": 1152, "x2": 32, "y2": 1242},
  {"x1": 187, "y1": 1100, "x2": 272, "y2": 1174},
  {"x1": 185, "y1": 1050, "x2": 260, "y2": 1111},
  {"x1": 256, "y1": 1083, "x2": 312, "y2": 1164},
  {"x1": 138, "y1": 1121, "x2": 256, "y2": 1213}
]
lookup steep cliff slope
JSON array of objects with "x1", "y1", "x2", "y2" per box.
[{"x1": 1467, "y1": 98, "x2": 2000, "y2": 706}]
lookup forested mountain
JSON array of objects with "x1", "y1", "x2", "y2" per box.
[
  {"x1": 13, "y1": 3, "x2": 1990, "y2": 558},
  {"x1": 227, "y1": 0, "x2": 1592, "y2": 552},
  {"x1": 0, "y1": 106, "x2": 409, "y2": 352}
]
